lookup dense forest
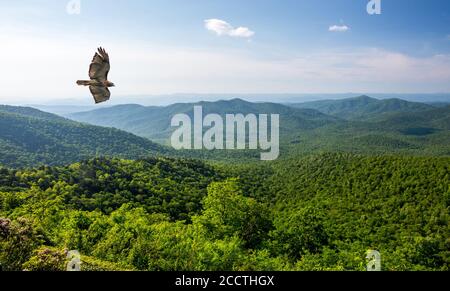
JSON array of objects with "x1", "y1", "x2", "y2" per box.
[
  {"x1": 1, "y1": 154, "x2": 448, "y2": 271},
  {"x1": 68, "y1": 98, "x2": 450, "y2": 157},
  {"x1": 1, "y1": 100, "x2": 449, "y2": 168}
]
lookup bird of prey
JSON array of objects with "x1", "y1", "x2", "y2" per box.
[{"x1": 77, "y1": 47, "x2": 115, "y2": 104}]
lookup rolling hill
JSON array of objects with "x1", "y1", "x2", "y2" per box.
[
  {"x1": 0, "y1": 105, "x2": 171, "y2": 168},
  {"x1": 288, "y1": 95, "x2": 435, "y2": 120},
  {"x1": 67, "y1": 98, "x2": 341, "y2": 143},
  {"x1": 66, "y1": 98, "x2": 450, "y2": 158},
  {"x1": 373, "y1": 105, "x2": 450, "y2": 130},
  {"x1": 284, "y1": 104, "x2": 450, "y2": 157}
]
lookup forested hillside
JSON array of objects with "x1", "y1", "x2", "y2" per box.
[
  {"x1": 0, "y1": 106, "x2": 170, "y2": 168},
  {"x1": 2, "y1": 100, "x2": 446, "y2": 167},
  {"x1": 66, "y1": 98, "x2": 450, "y2": 158},
  {"x1": 288, "y1": 95, "x2": 435, "y2": 120},
  {"x1": 67, "y1": 98, "x2": 340, "y2": 143},
  {"x1": 1, "y1": 154, "x2": 448, "y2": 271}
]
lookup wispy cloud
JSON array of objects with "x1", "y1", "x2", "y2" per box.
[
  {"x1": 1, "y1": 25, "x2": 449, "y2": 101},
  {"x1": 329, "y1": 25, "x2": 350, "y2": 32},
  {"x1": 205, "y1": 19, "x2": 255, "y2": 38}
]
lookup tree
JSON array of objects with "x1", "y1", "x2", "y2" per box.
[
  {"x1": 197, "y1": 179, "x2": 272, "y2": 248},
  {"x1": 0, "y1": 218, "x2": 43, "y2": 271},
  {"x1": 270, "y1": 206, "x2": 329, "y2": 261}
]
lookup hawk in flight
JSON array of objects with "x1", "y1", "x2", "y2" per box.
[{"x1": 77, "y1": 47, "x2": 115, "y2": 104}]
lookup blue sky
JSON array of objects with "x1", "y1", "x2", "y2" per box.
[{"x1": 1, "y1": 0, "x2": 450, "y2": 102}]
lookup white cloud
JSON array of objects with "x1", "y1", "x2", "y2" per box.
[
  {"x1": 1, "y1": 25, "x2": 450, "y2": 103},
  {"x1": 205, "y1": 19, "x2": 255, "y2": 38},
  {"x1": 329, "y1": 25, "x2": 349, "y2": 32}
]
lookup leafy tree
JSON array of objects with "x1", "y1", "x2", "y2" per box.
[
  {"x1": 270, "y1": 206, "x2": 329, "y2": 260},
  {"x1": 197, "y1": 179, "x2": 272, "y2": 248},
  {"x1": 22, "y1": 247, "x2": 67, "y2": 271},
  {"x1": 0, "y1": 218, "x2": 43, "y2": 271}
]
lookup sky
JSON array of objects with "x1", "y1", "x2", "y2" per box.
[{"x1": 1, "y1": 0, "x2": 450, "y2": 103}]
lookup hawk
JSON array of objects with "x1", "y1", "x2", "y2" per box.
[{"x1": 77, "y1": 47, "x2": 115, "y2": 104}]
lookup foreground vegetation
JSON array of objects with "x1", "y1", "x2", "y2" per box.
[{"x1": 1, "y1": 154, "x2": 448, "y2": 271}]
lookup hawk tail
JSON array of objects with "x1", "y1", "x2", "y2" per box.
[{"x1": 77, "y1": 80, "x2": 91, "y2": 86}]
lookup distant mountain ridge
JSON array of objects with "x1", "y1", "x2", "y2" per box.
[
  {"x1": 66, "y1": 97, "x2": 450, "y2": 157},
  {"x1": 67, "y1": 98, "x2": 341, "y2": 142},
  {"x1": 1, "y1": 97, "x2": 447, "y2": 168},
  {"x1": 0, "y1": 105, "x2": 67, "y2": 122},
  {"x1": 0, "y1": 105, "x2": 171, "y2": 168},
  {"x1": 288, "y1": 95, "x2": 435, "y2": 120},
  {"x1": 374, "y1": 105, "x2": 450, "y2": 130}
]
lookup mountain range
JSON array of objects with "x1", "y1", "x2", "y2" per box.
[
  {"x1": 0, "y1": 96, "x2": 448, "y2": 168},
  {"x1": 66, "y1": 96, "x2": 450, "y2": 157},
  {"x1": 2, "y1": 94, "x2": 448, "y2": 272},
  {"x1": 67, "y1": 99, "x2": 340, "y2": 143},
  {"x1": 288, "y1": 95, "x2": 435, "y2": 120}
]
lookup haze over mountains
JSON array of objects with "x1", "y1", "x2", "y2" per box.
[
  {"x1": 13, "y1": 93, "x2": 450, "y2": 116},
  {"x1": 289, "y1": 95, "x2": 435, "y2": 120}
]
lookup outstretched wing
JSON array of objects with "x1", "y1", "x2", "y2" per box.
[
  {"x1": 89, "y1": 47, "x2": 110, "y2": 82},
  {"x1": 89, "y1": 86, "x2": 111, "y2": 104}
]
